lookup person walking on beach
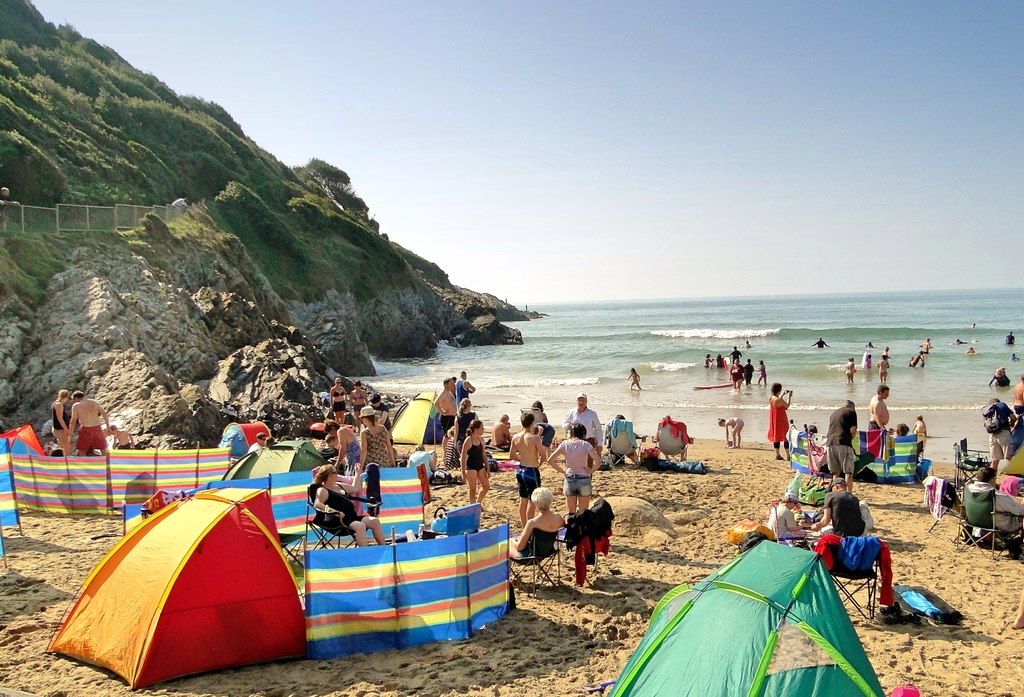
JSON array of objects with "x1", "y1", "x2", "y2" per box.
[
  {"x1": 826, "y1": 400, "x2": 858, "y2": 493},
  {"x1": 812, "y1": 338, "x2": 829, "y2": 348},
  {"x1": 563, "y1": 393, "x2": 602, "y2": 454},
  {"x1": 68, "y1": 390, "x2": 111, "y2": 456},
  {"x1": 869, "y1": 385, "x2": 890, "y2": 430},
  {"x1": 628, "y1": 367, "x2": 642, "y2": 391},
  {"x1": 845, "y1": 357, "x2": 857, "y2": 384},
  {"x1": 767, "y1": 383, "x2": 792, "y2": 461},
  {"x1": 455, "y1": 371, "x2": 476, "y2": 403},
  {"x1": 743, "y1": 359, "x2": 754, "y2": 386},
  {"x1": 509, "y1": 412, "x2": 546, "y2": 526},
  {"x1": 757, "y1": 360, "x2": 767, "y2": 386}
]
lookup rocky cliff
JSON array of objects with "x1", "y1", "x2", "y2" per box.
[{"x1": 0, "y1": 210, "x2": 522, "y2": 447}]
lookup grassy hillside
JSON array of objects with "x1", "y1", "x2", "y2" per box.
[{"x1": 0, "y1": 0, "x2": 454, "y2": 305}]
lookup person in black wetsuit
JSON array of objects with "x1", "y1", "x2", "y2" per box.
[
  {"x1": 309, "y1": 464, "x2": 385, "y2": 546},
  {"x1": 812, "y1": 338, "x2": 829, "y2": 348}
]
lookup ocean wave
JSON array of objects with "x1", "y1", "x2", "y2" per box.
[
  {"x1": 651, "y1": 328, "x2": 781, "y2": 340},
  {"x1": 648, "y1": 362, "x2": 697, "y2": 372},
  {"x1": 485, "y1": 377, "x2": 601, "y2": 389}
]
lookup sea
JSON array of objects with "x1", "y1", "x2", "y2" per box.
[{"x1": 360, "y1": 289, "x2": 1023, "y2": 457}]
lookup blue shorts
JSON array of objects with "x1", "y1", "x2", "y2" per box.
[
  {"x1": 563, "y1": 474, "x2": 592, "y2": 497},
  {"x1": 538, "y1": 423, "x2": 556, "y2": 447},
  {"x1": 516, "y1": 466, "x2": 541, "y2": 499}
]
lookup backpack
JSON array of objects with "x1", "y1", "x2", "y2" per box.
[{"x1": 983, "y1": 403, "x2": 1009, "y2": 433}]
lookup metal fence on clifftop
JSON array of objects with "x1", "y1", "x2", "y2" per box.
[{"x1": 1, "y1": 202, "x2": 184, "y2": 234}]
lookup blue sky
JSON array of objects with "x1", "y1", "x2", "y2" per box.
[{"x1": 30, "y1": 1, "x2": 1024, "y2": 305}]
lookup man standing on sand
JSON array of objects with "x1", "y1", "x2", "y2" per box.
[
  {"x1": 982, "y1": 398, "x2": 1016, "y2": 473},
  {"x1": 68, "y1": 390, "x2": 111, "y2": 456},
  {"x1": 509, "y1": 412, "x2": 547, "y2": 526},
  {"x1": 826, "y1": 400, "x2": 858, "y2": 492},
  {"x1": 869, "y1": 385, "x2": 890, "y2": 430},
  {"x1": 563, "y1": 393, "x2": 602, "y2": 453},
  {"x1": 434, "y1": 377, "x2": 457, "y2": 448},
  {"x1": 455, "y1": 371, "x2": 476, "y2": 403}
]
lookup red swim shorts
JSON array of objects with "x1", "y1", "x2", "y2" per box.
[{"x1": 77, "y1": 425, "x2": 107, "y2": 454}]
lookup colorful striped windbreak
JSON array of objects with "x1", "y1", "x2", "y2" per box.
[
  {"x1": 0, "y1": 440, "x2": 20, "y2": 530},
  {"x1": 790, "y1": 430, "x2": 919, "y2": 483},
  {"x1": 12, "y1": 447, "x2": 231, "y2": 513},
  {"x1": 305, "y1": 524, "x2": 510, "y2": 659}
]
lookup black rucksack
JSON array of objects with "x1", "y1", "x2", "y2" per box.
[{"x1": 983, "y1": 403, "x2": 1009, "y2": 433}]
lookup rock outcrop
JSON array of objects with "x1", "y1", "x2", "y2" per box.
[{"x1": 0, "y1": 211, "x2": 530, "y2": 446}]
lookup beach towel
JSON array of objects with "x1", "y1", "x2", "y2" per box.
[
  {"x1": 643, "y1": 459, "x2": 707, "y2": 474},
  {"x1": 815, "y1": 534, "x2": 894, "y2": 606},
  {"x1": 860, "y1": 429, "x2": 885, "y2": 460},
  {"x1": 657, "y1": 417, "x2": 692, "y2": 444},
  {"x1": 893, "y1": 584, "x2": 963, "y2": 624},
  {"x1": 606, "y1": 419, "x2": 636, "y2": 446}
]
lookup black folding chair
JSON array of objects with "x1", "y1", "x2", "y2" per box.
[
  {"x1": 510, "y1": 529, "x2": 561, "y2": 594},
  {"x1": 831, "y1": 557, "x2": 880, "y2": 620},
  {"x1": 305, "y1": 502, "x2": 356, "y2": 550},
  {"x1": 954, "y1": 439, "x2": 989, "y2": 490}
]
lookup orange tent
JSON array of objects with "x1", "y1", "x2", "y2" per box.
[{"x1": 48, "y1": 489, "x2": 305, "y2": 688}]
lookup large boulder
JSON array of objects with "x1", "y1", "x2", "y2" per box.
[{"x1": 603, "y1": 496, "x2": 678, "y2": 539}]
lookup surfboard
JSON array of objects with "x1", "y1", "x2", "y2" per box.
[{"x1": 693, "y1": 382, "x2": 733, "y2": 390}]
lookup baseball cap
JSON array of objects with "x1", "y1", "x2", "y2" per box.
[
  {"x1": 576, "y1": 392, "x2": 587, "y2": 399},
  {"x1": 370, "y1": 394, "x2": 382, "y2": 404}
]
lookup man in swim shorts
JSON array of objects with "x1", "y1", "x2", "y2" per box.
[
  {"x1": 68, "y1": 390, "x2": 111, "y2": 456},
  {"x1": 509, "y1": 412, "x2": 547, "y2": 527},
  {"x1": 434, "y1": 377, "x2": 457, "y2": 448},
  {"x1": 869, "y1": 385, "x2": 890, "y2": 430}
]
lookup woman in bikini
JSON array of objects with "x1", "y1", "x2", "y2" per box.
[
  {"x1": 460, "y1": 419, "x2": 490, "y2": 507},
  {"x1": 358, "y1": 406, "x2": 396, "y2": 468},
  {"x1": 349, "y1": 381, "x2": 369, "y2": 424}
]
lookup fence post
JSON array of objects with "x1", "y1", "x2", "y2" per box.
[
  {"x1": 19, "y1": 204, "x2": 24, "y2": 233},
  {"x1": 55, "y1": 204, "x2": 60, "y2": 234},
  {"x1": 86, "y1": 206, "x2": 90, "y2": 233}
]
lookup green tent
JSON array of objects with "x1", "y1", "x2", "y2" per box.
[
  {"x1": 224, "y1": 440, "x2": 327, "y2": 480},
  {"x1": 609, "y1": 542, "x2": 884, "y2": 697}
]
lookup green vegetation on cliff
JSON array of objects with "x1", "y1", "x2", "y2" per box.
[{"x1": 0, "y1": 0, "x2": 454, "y2": 305}]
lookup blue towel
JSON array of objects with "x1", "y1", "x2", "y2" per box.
[
  {"x1": 839, "y1": 536, "x2": 880, "y2": 571},
  {"x1": 607, "y1": 419, "x2": 636, "y2": 447}
]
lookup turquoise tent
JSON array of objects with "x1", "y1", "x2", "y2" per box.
[{"x1": 609, "y1": 543, "x2": 884, "y2": 697}]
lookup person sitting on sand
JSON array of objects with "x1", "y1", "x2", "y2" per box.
[
  {"x1": 490, "y1": 414, "x2": 512, "y2": 450},
  {"x1": 509, "y1": 487, "x2": 564, "y2": 560},
  {"x1": 718, "y1": 416, "x2": 744, "y2": 448},
  {"x1": 309, "y1": 464, "x2": 385, "y2": 547},
  {"x1": 546, "y1": 423, "x2": 599, "y2": 515},
  {"x1": 768, "y1": 492, "x2": 806, "y2": 539},
  {"x1": 810, "y1": 480, "x2": 865, "y2": 537}
]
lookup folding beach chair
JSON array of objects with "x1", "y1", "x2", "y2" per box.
[
  {"x1": 655, "y1": 417, "x2": 692, "y2": 462},
  {"x1": 605, "y1": 418, "x2": 639, "y2": 466},
  {"x1": 305, "y1": 502, "x2": 356, "y2": 550},
  {"x1": 922, "y1": 476, "x2": 958, "y2": 535},
  {"x1": 826, "y1": 537, "x2": 883, "y2": 620},
  {"x1": 954, "y1": 438, "x2": 989, "y2": 490},
  {"x1": 955, "y1": 486, "x2": 1021, "y2": 557},
  {"x1": 509, "y1": 529, "x2": 561, "y2": 594}
]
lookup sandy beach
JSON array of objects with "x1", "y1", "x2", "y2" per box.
[{"x1": 2, "y1": 432, "x2": 1023, "y2": 697}]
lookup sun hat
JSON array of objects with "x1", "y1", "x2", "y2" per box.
[{"x1": 359, "y1": 406, "x2": 376, "y2": 417}]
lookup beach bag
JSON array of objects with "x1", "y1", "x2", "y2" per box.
[
  {"x1": 983, "y1": 403, "x2": 1009, "y2": 433},
  {"x1": 641, "y1": 447, "x2": 660, "y2": 469},
  {"x1": 799, "y1": 479, "x2": 828, "y2": 507},
  {"x1": 727, "y1": 519, "x2": 775, "y2": 545}
]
